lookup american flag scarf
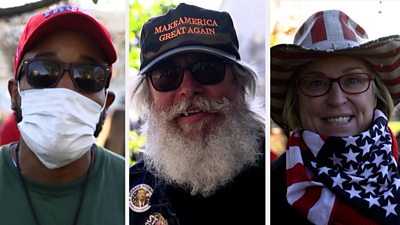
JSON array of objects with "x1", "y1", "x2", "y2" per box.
[{"x1": 286, "y1": 109, "x2": 400, "y2": 225}]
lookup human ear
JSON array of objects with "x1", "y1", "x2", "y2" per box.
[{"x1": 8, "y1": 79, "x2": 19, "y2": 110}]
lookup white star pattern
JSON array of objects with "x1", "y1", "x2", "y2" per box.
[
  {"x1": 343, "y1": 136, "x2": 358, "y2": 147},
  {"x1": 371, "y1": 134, "x2": 380, "y2": 144},
  {"x1": 378, "y1": 165, "x2": 389, "y2": 178},
  {"x1": 393, "y1": 178, "x2": 400, "y2": 190},
  {"x1": 383, "y1": 190, "x2": 394, "y2": 200},
  {"x1": 361, "y1": 166, "x2": 374, "y2": 178},
  {"x1": 382, "y1": 201, "x2": 398, "y2": 217},
  {"x1": 360, "y1": 131, "x2": 370, "y2": 141},
  {"x1": 372, "y1": 153, "x2": 384, "y2": 166},
  {"x1": 363, "y1": 183, "x2": 376, "y2": 194},
  {"x1": 318, "y1": 166, "x2": 330, "y2": 175},
  {"x1": 359, "y1": 142, "x2": 372, "y2": 156},
  {"x1": 332, "y1": 173, "x2": 346, "y2": 188},
  {"x1": 366, "y1": 194, "x2": 380, "y2": 208},
  {"x1": 368, "y1": 175, "x2": 379, "y2": 183},
  {"x1": 329, "y1": 153, "x2": 342, "y2": 167},
  {"x1": 382, "y1": 143, "x2": 391, "y2": 153},
  {"x1": 380, "y1": 180, "x2": 389, "y2": 193},
  {"x1": 302, "y1": 112, "x2": 400, "y2": 224},
  {"x1": 343, "y1": 148, "x2": 359, "y2": 163},
  {"x1": 346, "y1": 185, "x2": 362, "y2": 199},
  {"x1": 379, "y1": 123, "x2": 386, "y2": 134},
  {"x1": 346, "y1": 164, "x2": 357, "y2": 175},
  {"x1": 348, "y1": 175, "x2": 363, "y2": 184},
  {"x1": 372, "y1": 123, "x2": 380, "y2": 132}
]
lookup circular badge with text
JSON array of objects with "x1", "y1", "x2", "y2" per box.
[
  {"x1": 129, "y1": 184, "x2": 153, "y2": 212},
  {"x1": 145, "y1": 213, "x2": 168, "y2": 225}
]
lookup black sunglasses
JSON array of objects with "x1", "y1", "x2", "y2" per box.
[
  {"x1": 18, "y1": 58, "x2": 111, "y2": 93},
  {"x1": 146, "y1": 60, "x2": 227, "y2": 92}
]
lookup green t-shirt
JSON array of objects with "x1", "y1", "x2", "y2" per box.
[{"x1": 0, "y1": 143, "x2": 125, "y2": 225}]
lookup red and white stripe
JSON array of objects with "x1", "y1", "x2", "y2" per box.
[
  {"x1": 294, "y1": 10, "x2": 368, "y2": 50},
  {"x1": 286, "y1": 131, "x2": 336, "y2": 225}
]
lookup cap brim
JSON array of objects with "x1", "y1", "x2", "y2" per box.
[
  {"x1": 139, "y1": 45, "x2": 238, "y2": 75},
  {"x1": 271, "y1": 35, "x2": 400, "y2": 129}
]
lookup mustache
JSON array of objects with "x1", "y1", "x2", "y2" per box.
[{"x1": 159, "y1": 96, "x2": 230, "y2": 121}]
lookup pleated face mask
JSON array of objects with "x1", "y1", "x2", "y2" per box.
[{"x1": 17, "y1": 87, "x2": 105, "y2": 169}]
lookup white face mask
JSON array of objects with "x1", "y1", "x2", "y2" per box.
[{"x1": 17, "y1": 87, "x2": 105, "y2": 169}]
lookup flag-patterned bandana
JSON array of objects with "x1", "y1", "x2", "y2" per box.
[{"x1": 286, "y1": 109, "x2": 400, "y2": 225}]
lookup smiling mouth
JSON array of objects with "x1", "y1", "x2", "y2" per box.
[
  {"x1": 325, "y1": 116, "x2": 352, "y2": 124},
  {"x1": 180, "y1": 109, "x2": 205, "y2": 117}
]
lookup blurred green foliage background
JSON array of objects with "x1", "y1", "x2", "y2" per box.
[{"x1": 128, "y1": 0, "x2": 176, "y2": 166}]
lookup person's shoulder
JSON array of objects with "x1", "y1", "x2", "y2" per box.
[
  {"x1": 271, "y1": 152, "x2": 285, "y2": 172},
  {"x1": 0, "y1": 143, "x2": 15, "y2": 155},
  {"x1": 129, "y1": 160, "x2": 158, "y2": 185},
  {"x1": 0, "y1": 143, "x2": 16, "y2": 168},
  {"x1": 0, "y1": 144, "x2": 9, "y2": 158},
  {"x1": 97, "y1": 145, "x2": 124, "y2": 160},
  {"x1": 130, "y1": 160, "x2": 146, "y2": 174},
  {"x1": 95, "y1": 145, "x2": 125, "y2": 169}
]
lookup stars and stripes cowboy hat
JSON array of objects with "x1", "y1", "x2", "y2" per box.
[{"x1": 271, "y1": 9, "x2": 400, "y2": 129}]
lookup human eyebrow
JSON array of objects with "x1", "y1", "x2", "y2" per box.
[
  {"x1": 32, "y1": 52, "x2": 56, "y2": 58},
  {"x1": 301, "y1": 71, "x2": 326, "y2": 78},
  {"x1": 342, "y1": 66, "x2": 367, "y2": 73},
  {"x1": 79, "y1": 55, "x2": 108, "y2": 65}
]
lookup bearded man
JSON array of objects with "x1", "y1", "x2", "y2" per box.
[{"x1": 129, "y1": 3, "x2": 265, "y2": 225}]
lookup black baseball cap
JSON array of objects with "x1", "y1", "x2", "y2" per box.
[{"x1": 138, "y1": 3, "x2": 241, "y2": 75}]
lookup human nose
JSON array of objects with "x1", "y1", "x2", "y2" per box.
[
  {"x1": 177, "y1": 70, "x2": 202, "y2": 97},
  {"x1": 56, "y1": 69, "x2": 76, "y2": 90},
  {"x1": 326, "y1": 82, "x2": 347, "y2": 105}
]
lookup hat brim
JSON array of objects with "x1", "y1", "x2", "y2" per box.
[
  {"x1": 271, "y1": 35, "x2": 400, "y2": 129},
  {"x1": 139, "y1": 45, "x2": 239, "y2": 75}
]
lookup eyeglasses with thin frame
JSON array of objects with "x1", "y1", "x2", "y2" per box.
[
  {"x1": 18, "y1": 58, "x2": 111, "y2": 93},
  {"x1": 146, "y1": 60, "x2": 227, "y2": 92},
  {"x1": 299, "y1": 73, "x2": 374, "y2": 97}
]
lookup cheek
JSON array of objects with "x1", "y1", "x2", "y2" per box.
[
  {"x1": 150, "y1": 87, "x2": 174, "y2": 110},
  {"x1": 359, "y1": 91, "x2": 376, "y2": 116},
  {"x1": 298, "y1": 95, "x2": 309, "y2": 118},
  {"x1": 85, "y1": 91, "x2": 106, "y2": 106},
  {"x1": 298, "y1": 95, "x2": 320, "y2": 125},
  {"x1": 208, "y1": 74, "x2": 238, "y2": 101},
  {"x1": 204, "y1": 85, "x2": 236, "y2": 101}
]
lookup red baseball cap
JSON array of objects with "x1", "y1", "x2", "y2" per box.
[{"x1": 14, "y1": 5, "x2": 117, "y2": 79}]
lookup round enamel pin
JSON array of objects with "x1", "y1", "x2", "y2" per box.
[
  {"x1": 145, "y1": 213, "x2": 168, "y2": 225},
  {"x1": 129, "y1": 184, "x2": 153, "y2": 212}
]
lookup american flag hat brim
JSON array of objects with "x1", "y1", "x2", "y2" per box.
[{"x1": 271, "y1": 9, "x2": 400, "y2": 130}]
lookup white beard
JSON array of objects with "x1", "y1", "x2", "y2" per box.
[{"x1": 142, "y1": 96, "x2": 264, "y2": 197}]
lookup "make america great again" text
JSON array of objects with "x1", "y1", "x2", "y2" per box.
[{"x1": 154, "y1": 17, "x2": 219, "y2": 41}]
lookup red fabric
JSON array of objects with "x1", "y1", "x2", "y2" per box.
[
  {"x1": 270, "y1": 151, "x2": 278, "y2": 162},
  {"x1": 333, "y1": 199, "x2": 379, "y2": 225},
  {"x1": 0, "y1": 113, "x2": 20, "y2": 145},
  {"x1": 388, "y1": 127, "x2": 398, "y2": 160}
]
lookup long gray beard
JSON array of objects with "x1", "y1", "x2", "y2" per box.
[{"x1": 142, "y1": 96, "x2": 263, "y2": 197}]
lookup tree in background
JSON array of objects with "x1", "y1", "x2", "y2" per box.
[{"x1": 129, "y1": 0, "x2": 176, "y2": 166}]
